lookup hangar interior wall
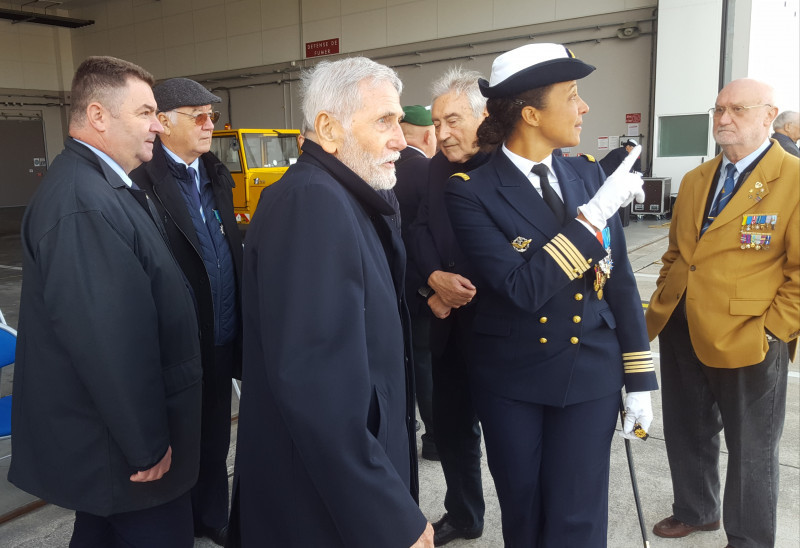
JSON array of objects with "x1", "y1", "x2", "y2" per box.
[{"x1": 0, "y1": 0, "x2": 658, "y2": 173}]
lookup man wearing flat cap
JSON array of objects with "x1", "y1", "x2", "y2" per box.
[
  {"x1": 395, "y1": 105, "x2": 438, "y2": 462},
  {"x1": 131, "y1": 77, "x2": 243, "y2": 546},
  {"x1": 444, "y1": 43, "x2": 657, "y2": 546}
]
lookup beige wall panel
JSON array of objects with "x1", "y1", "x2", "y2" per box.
[
  {"x1": 262, "y1": 25, "x2": 302, "y2": 65},
  {"x1": 22, "y1": 63, "x2": 59, "y2": 91},
  {"x1": 195, "y1": 37, "x2": 229, "y2": 73},
  {"x1": 135, "y1": 19, "x2": 165, "y2": 52},
  {"x1": 262, "y1": 0, "x2": 301, "y2": 29},
  {"x1": 493, "y1": 0, "x2": 557, "y2": 29},
  {"x1": 387, "y1": 1, "x2": 438, "y2": 46},
  {"x1": 227, "y1": 0, "x2": 264, "y2": 36},
  {"x1": 436, "y1": 0, "x2": 493, "y2": 38},
  {"x1": 342, "y1": 9, "x2": 387, "y2": 52},
  {"x1": 163, "y1": 13, "x2": 197, "y2": 47},
  {"x1": 302, "y1": 0, "x2": 342, "y2": 22},
  {"x1": 194, "y1": 5, "x2": 228, "y2": 41},
  {"x1": 106, "y1": 0, "x2": 135, "y2": 26},
  {"x1": 0, "y1": 28, "x2": 20, "y2": 62},
  {"x1": 342, "y1": 0, "x2": 385, "y2": 15},
  {"x1": 228, "y1": 32, "x2": 264, "y2": 70},
  {"x1": 164, "y1": 44, "x2": 198, "y2": 77},
  {"x1": 105, "y1": 24, "x2": 137, "y2": 59},
  {"x1": 0, "y1": 61, "x2": 24, "y2": 88},
  {"x1": 162, "y1": 0, "x2": 194, "y2": 17},
  {"x1": 137, "y1": 49, "x2": 167, "y2": 80},
  {"x1": 132, "y1": 0, "x2": 164, "y2": 24},
  {"x1": 193, "y1": 0, "x2": 226, "y2": 10}
]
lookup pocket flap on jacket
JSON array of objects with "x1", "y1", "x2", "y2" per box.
[
  {"x1": 599, "y1": 308, "x2": 617, "y2": 329},
  {"x1": 472, "y1": 314, "x2": 511, "y2": 337},
  {"x1": 729, "y1": 299, "x2": 771, "y2": 316}
]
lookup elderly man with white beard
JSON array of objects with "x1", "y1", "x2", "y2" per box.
[{"x1": 227, "y1": 57, "x2": 433, "y2": 548}]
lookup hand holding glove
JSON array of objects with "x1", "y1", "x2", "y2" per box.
[
  {"x1": 620, "y1": 390, "x2": 653, "y2": 441},
  {"x1": 578, "y1": 145, "x2": 645, "y2": 230}
]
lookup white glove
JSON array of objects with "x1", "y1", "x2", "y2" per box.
[
  {"x1": 578, "y1": 145, "x2": 645, "y2": 230},
  {"x1": 620, "y1": 390, "x2": 653, "y2": 441}
]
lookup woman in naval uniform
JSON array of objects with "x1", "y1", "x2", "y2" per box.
[{"x1": 443, "y1": 43, "x2": 659, "y2": 547}]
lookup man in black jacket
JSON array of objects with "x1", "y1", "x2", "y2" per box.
[
  {"x1": 10, "y1": 57, "x2": 202, "y2": 548},
  {"x1": 395, "y1": 105, "x2": 438, "y2": 460},
  {"x1": 409, "y1": 67, "x2": 489, "y2": 546},
  {"x1": 772, "y1": 110, "x2": 800, "y2": 157},
  {"x1": 131, "y1": 78, "x2": 243, "y2": 547}
]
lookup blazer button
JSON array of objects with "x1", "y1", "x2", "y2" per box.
[
  {"x1": 574, "y1": 293, "x2": 583, "y2": 301},
  {"x1": 539, "y1": 338, "x2": 547, "y2": 343},
  {"x1": 690, "y1": 265, "x2": 696, "y2": 271},
  {"x1": 570, "y1": 337, "x2": 579, "y2": 344},
  {"x1": 573, "y1": 316, "x2": 581, "y2": 323},
  {"x1": 539, "y1": 317, "x2": 548, "y2": 324}
]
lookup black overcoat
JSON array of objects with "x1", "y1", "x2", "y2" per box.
[
  {"x1": 228, "y1": 140, "x2": 426, "y2": 547},
  {"x1": 9, "y1": 138, "x2": 202, "y2": 516}
]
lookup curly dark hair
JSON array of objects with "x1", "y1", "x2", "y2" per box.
[{"x1": 477, "y1": 85, "x2": 552, "y2": 147}]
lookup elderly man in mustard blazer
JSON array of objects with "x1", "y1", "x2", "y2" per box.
[{"x1": 646, "y1": 78, "x2": 799, "y2": 548}]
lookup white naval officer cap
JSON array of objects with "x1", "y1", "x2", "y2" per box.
[{"x1": 478, "y1": 43, "x2": 596, "y2": 99}]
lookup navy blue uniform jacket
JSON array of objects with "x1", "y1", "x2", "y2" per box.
[
  {"x1": 445, "y1": 149, "x2": 658, "y2": 406},
  {"x1": 229, "y1": 140, "x2": 426, "y2": 547}
]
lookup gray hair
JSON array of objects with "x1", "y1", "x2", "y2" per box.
[
  {"x1": 774, "y1": 110, "x2": 799, "y2": 130},
  {"x1": 431, "y1": 66, "x2": 486, "y2": 119},
  {"x1": 301, "y1": 57, "x2": 403, "y2": 131}
]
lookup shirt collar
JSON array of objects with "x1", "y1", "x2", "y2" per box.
[
  {"x1": 502, "y1": 143, "x2": 554, "y2": 179},
  {"x1": 73, "y1": 139, "x2": 134, "y2": 188},
  {"x1": 722, "y1": 138, "x2": 771, "y2": 176}
]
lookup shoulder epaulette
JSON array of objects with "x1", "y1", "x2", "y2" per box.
[
  {"x1": 450, "y1": 173, "x2": 470, "y2": 181},
  {"x1": 580, "y1": 154, "x2": 596, "y2": 163}
]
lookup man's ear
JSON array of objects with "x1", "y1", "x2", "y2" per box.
[
  {"x1": 85, "y1": 102, "x2": 107, "y2": 132},
  {"x1": 315, "y1": 111, "x2": 341, "y2": 154},
  {"x1": 158, "y1": 112, "x2": 172, "y2": 137}
]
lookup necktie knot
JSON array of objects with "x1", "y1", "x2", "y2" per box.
[{"x1": 531, "y1": 163, "x2": 549, "y2": 181}]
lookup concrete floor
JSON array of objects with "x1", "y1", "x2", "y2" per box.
[{"x1": 0, "y1": 210, "x2": 797, "y2": 547}]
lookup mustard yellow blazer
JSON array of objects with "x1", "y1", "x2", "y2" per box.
[{"x1": 646, "y1": 141, "x2": 799, "y2": 367}]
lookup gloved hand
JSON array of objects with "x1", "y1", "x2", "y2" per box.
[
  {"x1": 578, "y1": 145, "x2": 645, "y2": 230},
  {"x1": 620, "y1": 390, "x2": 653, "y2": 441}
]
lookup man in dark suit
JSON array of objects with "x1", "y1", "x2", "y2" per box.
[
  {"x1": 9, "y1": 56, "x2": 202, "y2": 548},
  {"x1": 409, "y1": 67, "x2": 489, "y2": 546},
  {"x1": 130, "y1": 78, "x2": 243, "y2": 546},
  {"x1": 599, "y1": 138, "x2": 643, "y2": 176},
  {"x1": 771, "y1": 110, "x2": 799, "y2": 157},
  {"x1": 228, "y1": 56, "x2": 433, "y2": 548},
  {"x1": 395, "y1": 104, "x2": 438, "y2": 461}
]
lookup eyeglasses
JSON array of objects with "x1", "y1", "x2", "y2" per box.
[
  {"x1": 172, "y1": 110, "x2": 220, "y2": 125},
  {"x1": 708, "y1": 104, "x2": 772, "y2": 117}
]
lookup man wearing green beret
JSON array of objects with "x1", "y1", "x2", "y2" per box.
[{"x1": 395, "y1": 105, "x2": 438, "y2": 463}]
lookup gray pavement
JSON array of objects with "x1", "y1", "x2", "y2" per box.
[{"x1": 0, "y1": 212, "x2": 798, "y2": 547}]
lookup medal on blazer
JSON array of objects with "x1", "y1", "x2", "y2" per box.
[
  {"x1": 747, "y1": 181, "x2": 766, "y2": 202},
  {"x1": 593, "y1": 227, "x2": 613, "y2": 299},
  {"x1": 511, "y1": 236, "x2": 532, "y2": 252}
]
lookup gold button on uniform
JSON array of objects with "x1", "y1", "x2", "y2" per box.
[
  {"x1": 573, "y1": 316, "x2": 581, "y2": 323},
  {"x1": 539, "y1": 317, "x2": 548, "y2": 324},
  {"x1": 574, "y1": 293, "x2": 583, "y2": 301},
  {"x1": 570, "y1": 337, "x2": 579, "y2": 344},
  {"x1": 539, "y1": 338, "x2": 547, "y2": 344}
]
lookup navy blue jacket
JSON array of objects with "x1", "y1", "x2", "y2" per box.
[
  {"x1": 10, "y1": 139, "x2": 202, "y2": 515},
  {"x1": 445, "y1": 149, "x2": 658, "y2": 406},
  {"x1": 229, "y1": 140, "x2": 426, "y2": 547}
]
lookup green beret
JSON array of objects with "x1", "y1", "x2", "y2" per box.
[{"x1": 402, "y1": 105, "x2": 433, "y2": 126}]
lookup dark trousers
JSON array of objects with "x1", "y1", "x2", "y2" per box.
[
  {"x1": 660, "y1": 311, "x2": 789, "y2": 548},
  {"x1": 70, "y1": 491, "x2": 192, "y2": 548},
  {"x1": 474, "y1": 388, "x2": 618, "y2": 548},
  {"x1": 412, "y1": 315, "x2": 435, "y2": 445},
  {"x1": 191, "y1": 344, "x2": 234, "y2": 531},
  {"x1": 431, "y1": 309, "x2": 484, "y2": 530}
]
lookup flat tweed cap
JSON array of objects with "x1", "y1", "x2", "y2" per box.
[
  {"x1": 153, "y1": 77, "x2": 221, "y2": 112},
  {"x1": 479, "y1": 43, "x2": 595, "y2": 98}
]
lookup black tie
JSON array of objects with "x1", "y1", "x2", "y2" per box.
[{"x1": 532, "y1": 163, "x2": 565, "y2": 225}]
